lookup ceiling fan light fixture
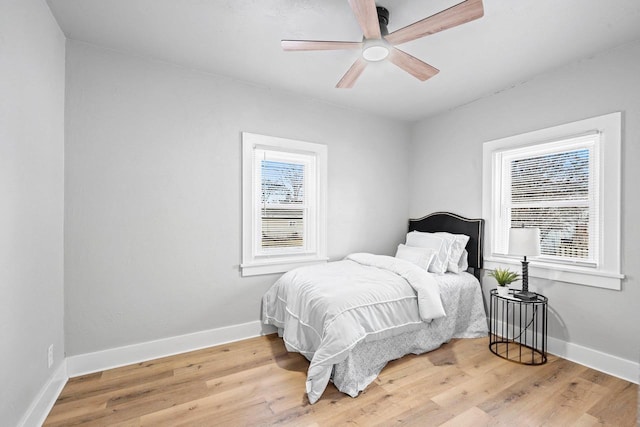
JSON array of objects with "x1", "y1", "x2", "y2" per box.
[
  {"x1": 362, "y1": 38, "x2": 389, "y2": 62},
  {"x1": 282, "y1": 0, "x2": 484, "y2": 87}
]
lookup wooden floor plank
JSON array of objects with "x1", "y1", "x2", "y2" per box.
[
  {"x1": 439, "y1": 406, "x2": 493, "y2": 426},
  {"x1": 587, "y1": 380, "x2": 638, "y2": 427},
  {"x1": 528, "y1": 377, "x2": 609, "y2": 426},
  {"x1": 381, "y1": 399, "x2": 455, "y2": 426},
  {"x1": 477, "y1": 357, "x2": 588, "y2": 418},
  {"x1": 429, "y1": 356, "x2": 547, "y2": 415},
  {"x1": 43, "y1": 335, "x2": 638, "y2": 426}
]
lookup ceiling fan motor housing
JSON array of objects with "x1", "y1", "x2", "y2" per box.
[{"x1": 376, "y1": 6, "x2": 389, "y2": 37}]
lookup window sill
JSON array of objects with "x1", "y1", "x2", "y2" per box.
[
  {"x1": 485, "y1": 256, "x2": 624, "y2": 290},
  {"x1": 241, "y1": 256, "x2": 328, "y2": 277}
]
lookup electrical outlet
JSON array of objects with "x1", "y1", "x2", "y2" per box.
[{"x1": 48, "y1": 344, "x2": 54, "y2": 368}]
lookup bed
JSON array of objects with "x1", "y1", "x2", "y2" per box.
[{"x1": 262, "y1": 212, "x2": 487, "y2": 404}]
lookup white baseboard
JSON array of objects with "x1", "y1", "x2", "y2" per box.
[
  {"x1": 66, "y1": 320, "x2": 276, "y2": 377},
  {"x1": 490, "y1": 319, "x2": 638, "y2": 384},
  {"x1": 18, "y1": 361, "x2": 68, "y2": 427},
  {"x1": 65, "y1": 319, "x2": 639, "y2": 384},
  {"x1": 547, "y1": 336, "x2": 639, "y2": 384},
  {"x1": 23, "y1": 320, "x2": 637, "y2": 427}
]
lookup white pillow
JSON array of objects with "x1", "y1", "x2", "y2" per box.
[
  {"x1": 435, "y1": 232, "x2": 470, "y2": 273},
  {"x1": 395, "y1": 244, "x2": 437, "y2": 270},
  {"x1": 457, "y1": 249, "x2": 469, "y2": 273},
  {"x1": 405, "y1": 232, "x2": 449, "y2": 274}
]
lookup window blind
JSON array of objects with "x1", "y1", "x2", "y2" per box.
[
  {"x1": 260, "y1": 159, "x2": 305, "y2": 250},
  {"x1": 506, "y1": 136, "x2": 598, "y2": 265},
  {"x1": 254, "y1": 150, "x2": 312, "y2": 253}
]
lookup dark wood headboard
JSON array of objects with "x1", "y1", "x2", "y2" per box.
[{"x1": 408, "y1": 212, "x2": 484, "y2": 280}]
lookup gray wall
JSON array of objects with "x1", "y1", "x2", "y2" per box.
[
  {"x1": 64, "y1": 41, "x2": 411, "y2": 356},
  {"x1": 0, "y1": 0, "x2": 66, "y2": 425},
  {"x1": 409, "y1": 40, "x2": 640, "y2": 362},
  {"x1": 5, "y1": 8, "x2": 636, "y2": 422}
]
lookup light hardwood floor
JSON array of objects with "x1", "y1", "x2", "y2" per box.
[{"x1": 44, "y1": 335, "x2": 637, "y2": 426}]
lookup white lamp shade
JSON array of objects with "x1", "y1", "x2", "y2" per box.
[{"x1": 509, "y1": 228, "x2": 541, "y2": 257}]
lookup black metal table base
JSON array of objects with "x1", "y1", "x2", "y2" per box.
[{"x1": 489, "y1": 289, "x2": 548, "y2": 365}]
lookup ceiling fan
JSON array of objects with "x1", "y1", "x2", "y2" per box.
[{"x1": 282, "y1": 0, "x2": 484, "y2": 88}]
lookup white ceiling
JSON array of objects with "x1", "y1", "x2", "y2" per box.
[{"x1": 47, "y1": 0, "x2": 640, "y2": 122}]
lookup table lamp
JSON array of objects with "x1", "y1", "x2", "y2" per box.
[{"x1": 509, "y1": 227, "x2": 540, "y2": 301}]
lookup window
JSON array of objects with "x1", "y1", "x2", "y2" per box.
[
  {"x1": 495, "y1": 134, "x2": 598, "y2": 264},
  {"x1": 241, "y1": 132, "x2": 327, "y2": 276},
  {"x1": 483, "y1": 112, "x2": 623, "y2": 290}
]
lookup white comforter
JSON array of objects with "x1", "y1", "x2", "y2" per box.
[{"x1": 262, "y1": 253, "x2": 446, "y2": 403}]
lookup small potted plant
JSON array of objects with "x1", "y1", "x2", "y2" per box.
[{"x1": 489, "y1": 267, "x2": 519, "y2": 297}]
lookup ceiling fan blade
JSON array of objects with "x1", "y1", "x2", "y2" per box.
[
  {"x1": 282, "y1": 40, "x2": 362, "y2": 51},
  {"x1": 348, "y1": 0, "x2": 381, "y2": 39},
  {"x1": 336, "y1": 57, "x2": 368, "y2": 89},
  {"x1": 388, "y1": 48, "x2": 439, "y2": 81},
  {"x1": 385, "y1": 0, "x2": 484, "y2": 45}
]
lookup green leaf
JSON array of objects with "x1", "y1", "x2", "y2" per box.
[{"x1": 489, "y1": 267, "x2": 519, "y2": 286}]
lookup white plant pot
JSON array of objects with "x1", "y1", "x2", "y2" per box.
[{"x1": 497, "y1": 286, "x2": 510, "y2": 297}]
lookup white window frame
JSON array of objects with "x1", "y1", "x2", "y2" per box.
[
  {"x1": 482, "y1": 112, "x2": 623, "y2": 290},
  {"x1": 495, "y1": 134, "x2": 599, "y2": 265},
  {"x1": 241, "y1": 132, "x2": 327, "y2": 276}
]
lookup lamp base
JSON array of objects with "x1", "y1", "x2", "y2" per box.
[{"x1": 514, "y1": 290, "x2": 538, "y2": 301}]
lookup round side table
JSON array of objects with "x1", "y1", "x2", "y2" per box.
[{"x1": 488, "y1": 289, "x2": 548, "y2": 365}]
